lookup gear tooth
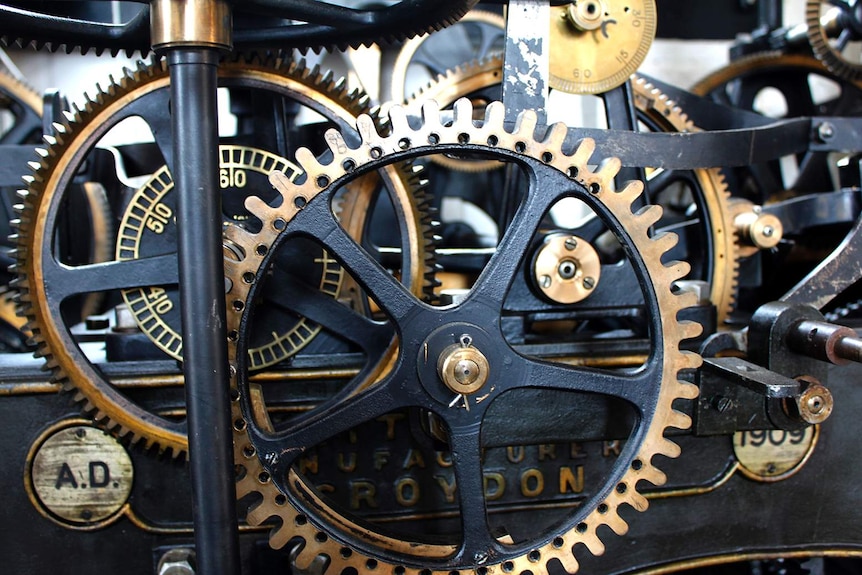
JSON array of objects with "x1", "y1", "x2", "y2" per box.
[
  {"x1": 571, "y1": 138, "x2": 596, "y2": 166},
  {"x1": 223, "y1": 223, "x2": 253, "y2": 249},
  {"x1": 387, "y1": 104, "x2": 411, "y2": 136},
  {"x1": 678, "y1": 319, "x2": 703, "y2": 342},
  {"x1": 677, "y1": 377, "x2": 700, "y2": 398},
  {"x1": 659, "y1": 437, "x2": 682, "y2": 459},
  {"x1": 235, "y1": 472, "x2": 257, "y2": 499},
  {"x1": 617, "y1": 179, "x2": 644, "y2": 206},
  {"x1": 558, "y1": 549, "x2": 580, "y2": 573},
  {"x1": 651, "y1": 231, "x2": 678, "y2": 255},
  {"x1": 513, "y1": 107, "x2": 539, "y2": 140},
  {"x1": 641, "y1": 465, "x2": 667, "y2": 486},
  {"x1": 627, "y1": 490, "x2": 649, "y2": 512},
  {"x1": 484, "y1": 100, "x2": 506, "y2": 128},
  {"x1": 583, "y1": 532, "x2": 605, "y2": 556},
  {"x1": 635, "y1": 204, "x2": 664, "y2": 229},
  {"x1": 452, "y1": 97, "x2": 476, "y2": 127},
  {"x1": 668, "y1": 409, "x2": 692, "y2": 431},
  {"x1": 323, "y1": 129, "x2": 352, "y2": 160},
  {"x1": 355, "y1": 113, "x2": 380, "y2": 145},
  {"x1": 597, "y1": 156, "x2": 622, "y2": 182},
  {"x1": 292, "y1": 545, "x2": 322, "y2": 571},
  {"x1": 246, "y1": 499, "x2": 272, "y2": 526},
  {"x1": 605, "y1": 510, "x2": 629, "y2": 536},
  {"x1": 268, "y1": 522, "x2": 296, "y2": 550},
  {"x1": 543, "y1": 122, "x2": 569, "y2": 149},
  {"x1": 295, "y1": 146, "x2": 326, "y2": 175},
  {"x1": 420, "y1": 98, "x2": 443, "y2": 127}
]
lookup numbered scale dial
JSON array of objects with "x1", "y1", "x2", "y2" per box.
[
  {"x1": 549, "y1": 0, "x2": 657, "y2": 94},
  {"x1": 117, "y1": 145, "x2": 343, "y2": 369}
]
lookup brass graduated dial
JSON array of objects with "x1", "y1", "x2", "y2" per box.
[
  {"x1": 437, "y1": 334, "x2": 490, "y2": 395},
  {"x1": 549, "y1": 0, "x2": 657, "y2": 94}
]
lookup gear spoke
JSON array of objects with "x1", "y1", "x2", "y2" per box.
[
  {"x1": 292, "y1": 198, "x2": 422, "y2": 323},
  {"x1": 447, "y1": 425, "x2": 500, "y2": 560},
  {"x1": 261, "y1": 276, "x2": 392, "y2": 354},
  {"x1": 264, "y1": 374, "x2": 415, "y2": 468},
  {"x1": 470, "y1": 176, "x2": 557, "y2": 306},
  {"x1": 43, "y1": 253, "x2": 177, "y2": 302},
  {"x1": 122, "y1": 89, "x2": 175, "y2": 172},
  {"x1": 519, "y1": 355, "x2": 652, "y2": 411}
]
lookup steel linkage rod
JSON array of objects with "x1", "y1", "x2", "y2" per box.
[{"x1": 151, "y1": 1, "x2": 240, "y2": 574}]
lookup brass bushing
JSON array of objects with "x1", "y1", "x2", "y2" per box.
[
  {"x1": 533, "y1": 233, "x2": 601, "y2": 304},
  {"x1": 729, "y1": 199, "x2": 783, "y2": 257},
  {"x1": 151, "y1": 0, "x2": 232, "y2": 51},
  {"x1": 795, "y1": 383, "x2": 833, "y2": 425},
  {"x1": 566, "y1": 0, "x2": 605, "y2": 31},
  {"x1": 437, "y1": 341, "x2": 490, "y2": 395}
]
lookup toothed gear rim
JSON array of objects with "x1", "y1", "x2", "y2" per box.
[
  {"x1": 14, "y1": 55, "x2": 436, "y2": 457},
  {"x1": 807, "y1": 0, "x2": 862, "y2": 81},
  {"x1": 0, "y1": 0, "x2": 479, "y2": 56},
  {"x1": 407, "y1": 55, "x2": 738, "y2": 322},
  {"x1": 230, "y1": 99, "x2": 701, "y2": 574}
]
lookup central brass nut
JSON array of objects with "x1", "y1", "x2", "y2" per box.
[
  {"x1": 566, "y1": 0, "x2": 605, "y2": 31},
  {"x1": 437, "y1": 342, "x2": 490, "y2": 395}
]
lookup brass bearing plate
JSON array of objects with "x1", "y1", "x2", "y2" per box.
[
  {"x1": 26, "y1": 420, "x2": 134, "y2": 527},
  {"x1": 533, "y1": 233, "x2": 601, "y2": 304},
  {"x1": 733, "y1": 426, "x2": 818, "y2": 483}
]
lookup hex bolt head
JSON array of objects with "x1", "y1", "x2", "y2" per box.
[{"x1": 817, "y1": 122, "x2": 835, "y2": 141}]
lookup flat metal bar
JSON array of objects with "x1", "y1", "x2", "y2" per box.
[
  {"x1": 167, "y1": 48, "x2": 240, "y2": 575},
  {"x1": 503, "y1": 0, "x2": 549, "y2": 125}
]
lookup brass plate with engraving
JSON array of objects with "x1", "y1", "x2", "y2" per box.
[
  {"x1": 733, "y1": 426, "x2": 818, "y2": 483},
  {"x1": 25, "y1": 420, "x2": 134, "y2": 528}
]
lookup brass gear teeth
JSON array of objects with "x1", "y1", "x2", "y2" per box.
[
  {"x1": 0, "y1": 67, "x2": 43, "y2": 117},
  {"x1": 806, "y1": 0, "x2": 862, "y2": 82},
  {"x1": 229, "y1": 98, "x2": 701, "y2": 575},
  {"x1": 631, "y1": 75, "x2": 739, "y2": 324},
  {"x1": 14, "y1": 54, "x2": 436, "y2": 458}
]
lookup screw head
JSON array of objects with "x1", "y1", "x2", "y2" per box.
[
  {"x1": 818, "y1": 122, "x2": 835, "y2": 141},
  {"x1": 564, "y1": 237, "x2": 578, "y2": 251},
  {"x1": 540, "y1": 274, "x2": 552, "y2": 288},
  {"x1": 583, "y1": 276, "x2": 596, "y2": 290}
]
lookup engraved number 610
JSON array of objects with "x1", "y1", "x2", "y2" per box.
[{"x1": 220, "y1": 166, "x2": 247, "y2": 189}]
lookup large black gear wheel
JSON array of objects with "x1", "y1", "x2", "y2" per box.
[
  {"x1": 14, "y1": 55, "x2": 436, "y2": 457},
  {"x1": 229, "y1": 99, "x2": 701, "y2": 575}
]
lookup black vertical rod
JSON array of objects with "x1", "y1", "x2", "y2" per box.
[
  {"x1": 758, "y1": 0, "x2": 782, "y2": 31},
  {"x1": 167, "y1": 47, "x2": 241, "y2": 575}
]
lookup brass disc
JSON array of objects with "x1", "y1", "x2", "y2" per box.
[{"x1": 549, "y1": 0, "x2": 657, "y2": 94}]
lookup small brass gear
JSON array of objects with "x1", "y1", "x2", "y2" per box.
[
  {"x1": 229, "y1": 98, "x2": 700, "y2": 574},
  {"x1": 14, "y1": 55, "x2": 436, "y2": 457},
  {"x1": 408, "y1": 56, "x2": 739, "y2": 322},
  {"x1": 806, "y1": 0, "x2": 862, "y2": 82}
]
